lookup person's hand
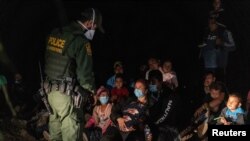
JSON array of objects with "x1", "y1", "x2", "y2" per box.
[
  {"x1": 117, "y1": 117, "x2": 136, "y2": 132},
  {"x1": 122, "y1": 126, "x2": 135, "y2": 132},
  {"x1": 125, "y1": 108, "x2": 139, "y2": 115},
  {"x1": 127, "y1": 126, "x2": 136, "y2": 132},
  {"x1": 194, "y1": 107, "x2": 203, "y2": 117},
  {"x1": 220, "y1": 117, "x2": 226, "y2": 124},
  {"x1": 117, "y1": 117, "x2": 129, "y2": 132},
  {"x1": 220, "y1": 117, "x2": 231, "y2": 125}
]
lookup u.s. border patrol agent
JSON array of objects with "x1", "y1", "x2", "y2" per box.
[{"x1": 44, "y1": 8, "x2": 104, "y2": 141}]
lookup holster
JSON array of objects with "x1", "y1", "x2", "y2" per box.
[
  {"x1": 74, "y1": 86, "x2": 94, "y2": 110},
  {"x1": 43, "y1": 77, "x2": 94, "y2": 109}
]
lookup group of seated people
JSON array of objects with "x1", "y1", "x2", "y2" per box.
[
  {"x1": 82, "y1": 63, "x2": 249, "y2": 141},
  {"x1": 84, "y1": 69, "x2": 180, "y2": 141},
  {"x1": 1, "y1": 56, "x2": 249, "y2": 141},
  {"x1": 0, "y1": 57, "x2": 249, "y2": 141},
  {"x1": 193, "y1": 72, "x2": 246, "y2": 126}
]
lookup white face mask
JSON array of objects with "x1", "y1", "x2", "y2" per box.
[
  {"x1": 84, "y1": 29, "x2": 95, "y2": 40},
  {"x1": 78, "y1": 8, "x2": 96, "y2": 40}
]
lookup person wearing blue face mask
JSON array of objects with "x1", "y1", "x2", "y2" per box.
[
  {"x1": 149, "y1": 84, "x2": 158, "y2": 93},
  {"x1": 91, "y1": 86, "x2": 112, "y2": 134},
  {"x1": 134, "y1": 88, "x2": 144, "y2": 98},
  {"x1": 104, "y1": 79, "x2": 149, "y2": 141},
  {"x1": 147, "y1": 70, "x2": 181, "y2": 141}
]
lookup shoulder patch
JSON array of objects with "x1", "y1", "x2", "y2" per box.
[{"x1": 85, "y1": 43, "x2": 92, "y2": 56}]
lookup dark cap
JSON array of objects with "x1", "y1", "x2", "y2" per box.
[
  {"x1": 80, "y1": 8, "x2": 105, "y2": 33},
  {"x1": 113, "y1": 61, "x2": 123, "y2": 68}
]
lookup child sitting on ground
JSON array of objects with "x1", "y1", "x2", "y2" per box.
[
  {"x1": 217, "y1": 93, "x2": 245, "y2": 125},
  {"x1": 111, "y1": 74, "x2": 129, "y2": 104}
]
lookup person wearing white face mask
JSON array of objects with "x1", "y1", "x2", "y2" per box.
[
  {"x1": 77, "y1": 8, "x2": 104, "y2": 40},
  {"x1": 43, "y1": 8, "x2": 104, "y2": 141}
]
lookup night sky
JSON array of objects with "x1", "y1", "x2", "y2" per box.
[{"x1": 1, "y1": 0, "x2": 250, "y2": 98}]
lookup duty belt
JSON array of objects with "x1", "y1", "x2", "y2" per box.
[
  {"x1": 44, "y1": 77, "x2": 75, "y2": 96},
  {"x1": 44, "y1": 78, "x2": 83, "y2": 108}
]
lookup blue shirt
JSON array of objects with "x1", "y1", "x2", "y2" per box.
[{"x1": 225, "y1": 107, "x2": 244, "y2": 122}]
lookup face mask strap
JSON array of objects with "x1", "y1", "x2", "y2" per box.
[
  {"x1": 91, "y1": 8, "x2": 95, "y2": 28},
  {"x1": 77, "y1": 8, "x2": 95, "y2": 30}
]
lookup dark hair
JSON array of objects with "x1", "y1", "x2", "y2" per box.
[
  {"x1": 162, "y1": 59, "x2": 172, "y2": 64},
  {"x1": 135, "y1": 79, "x2": 148, "y2": 90},
  {"x1": 228, "y1": 93, "x2": 242, "y2": 103},
  {"x1": 203, "y1": 71, "x2": 216, "y2": 79},
  {"x1": 148, "y1": 70, "x2": 163, "y2": 82},
  {"x1": 209, "y1": 81, "x2": 227, "y2": 93},
  {"x1": 148, "y1": 57, "x2": 160, "y2": 64},
  {"x1": 115, "y1": 73, "x2": 124, "y2": 80},
  {"x1": 157, "y1": 126, "x2": 180, "y2": 141},
  {"x1": 79, "y1": 8, "x2": 102, "y2": 26}
]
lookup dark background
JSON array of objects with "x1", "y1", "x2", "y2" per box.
[{"x1": 0, "y1": 0, "x2": 249, "y2": 99}]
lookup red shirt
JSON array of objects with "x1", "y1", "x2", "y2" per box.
[{"x1": 111, "y1": 87, "x2": 129, "y2": 97}]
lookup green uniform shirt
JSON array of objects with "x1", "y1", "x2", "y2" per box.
[
  {"x1": 66, "y1": 22, "x2": 95, "y2": 92},
  {"x1": 45, "y1": 22, "x2": 95, "y2": 92}
]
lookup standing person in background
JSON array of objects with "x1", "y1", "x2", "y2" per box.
[
  {"x1": 199, "y1": 18, "x2": 235, "y2": 82},
  {"x1": 209, "y1": 0, "x2": 225, "y2": 24},
  {"x1": 44, "y1": 8, "x2": 104, "y2": 141}
]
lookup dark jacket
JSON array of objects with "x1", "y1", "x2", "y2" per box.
[{"x1": 148, "y1": 86, "x2": 180, "y2": 127}]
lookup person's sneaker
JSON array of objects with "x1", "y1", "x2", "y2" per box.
[{"x1": 43, "y1": 130, "x2": 51, "y2": 141}]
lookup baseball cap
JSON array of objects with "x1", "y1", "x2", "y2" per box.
[
  {"x1": 80, "y1": 8, "x2": 105, "y2": 33},
  {"x1": 113, "y1": 61, "x2": 123, "y2": 69}
]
